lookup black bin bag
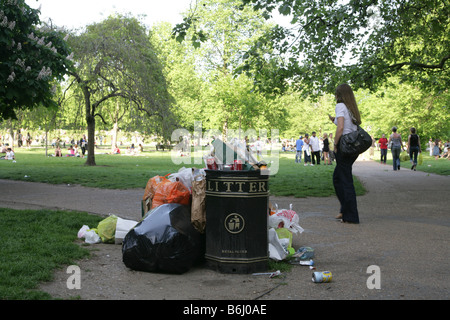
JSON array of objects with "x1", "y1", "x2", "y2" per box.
[{"x1": 122, "y1": 203, "x2": 204, "y2": 274}]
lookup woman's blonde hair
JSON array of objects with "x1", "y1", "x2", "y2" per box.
[{"x1": 335, "y1": 83, "x2": 361, "y2": 125}]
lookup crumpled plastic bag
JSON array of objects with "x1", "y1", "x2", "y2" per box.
[
  {"x1": 296, "y1": 247, "x2": 315, "y2": 260},
  {"x1": 84, "y1": 229, "x2": 101, "y2": 244},
  {"x1": 143, "y1": 174, "x2": 170, "y2": 202},
  {"x1": 97, "y1": 215, "x2": 118, "y2": 244},
  {"x1": 276, "y1": 227, "x2": 295, "y2": 255},
  {"x1": 151, "y1": 180, "x2": 191, "y2": 209},
  {"x1": 122, "y1": 203, "x2": 204, "y2": 274},
  {"x1": 168, "y1": 167, "x2": 195, "y2": 192},
  {"x1": 77, "y1": 225, "x2": 90, "y2": 239},
  {"x1": 268, "y1": 205, "x2": 304, "y2": 234},
  {"x1": 268, "y1": 228, "x2": 288, "y2": 261}
]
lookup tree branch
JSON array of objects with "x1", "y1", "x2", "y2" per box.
[
  {"x1": 389, "y1": 54, "x2": 450, "y2": 71},
  {"x1": 94, "y1": 112, "x2": 108, "y2": 125}
]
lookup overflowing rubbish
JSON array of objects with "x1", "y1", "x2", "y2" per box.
[
  {"x1": 268, "y1": 203, "x2": 304, "y2": 261},
  {"x1": 122, "y1": 203, "x2": 204, "y2": 274},
  {"x1": 72, "y1": 138, "x2": 337, "y2": 282},
  {"x1": 77, "y1": 215, "x2": 137, "y2": 245}
]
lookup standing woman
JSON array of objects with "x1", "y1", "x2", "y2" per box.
[
  {"x1": 329, "y1": 83, "x2": 361, "y2": 224},
  {"x1": 388, "y1": 127, "x2": 404, "y2": 171},
  {"x1": 322, "y1": 133, "x2": 331, "y2": 165},
  {"x1": 407, "y1": 127, "x2": 421, "y2": 171}
]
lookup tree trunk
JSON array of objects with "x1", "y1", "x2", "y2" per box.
[
  {"x1": 85, "y1": 113, "x2": 96, "y2": 166},
  {"x1": 82, "y1": 85, "x2": 96, "y2": 166}
]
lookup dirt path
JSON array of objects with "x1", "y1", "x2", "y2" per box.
[{"x1": 1, "y1": 160, "x2": 449, "y2": 300}]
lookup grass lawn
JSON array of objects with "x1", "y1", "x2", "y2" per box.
[
  {"x1": 1, "y1": 146, "x2": 368, "y2": 197},
  {"x1": 0, "y1": 208, "x2": 103, "y2": 300}
]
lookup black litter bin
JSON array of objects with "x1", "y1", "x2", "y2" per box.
[{"x1": 205, "y1": 169, "x2": 269, "y2": 273}]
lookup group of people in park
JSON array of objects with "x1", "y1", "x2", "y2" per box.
[
  {"x1": 53, "y1": 136, "x2": 87, "y2": 158},
  {"x1": 377, "y1": 128, "x2": 449, "y2": 172},
  {"x1": 377, "y1": 127, "x2": 421, "y2": 171},
  {"x1": 294, "y1": 132, "x2": 335, "y2": 166}
]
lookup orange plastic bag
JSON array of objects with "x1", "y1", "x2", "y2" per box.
[
  {"x1": 143, "y1": 174, "x2": 170, "y2": 201},
  {"x1": 151, "y1": 180, "x2": 191, "y2": 209}
]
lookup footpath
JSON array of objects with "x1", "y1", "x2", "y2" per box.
[{"x1": 1, "y1": 160, "x2": 449, "y2": 300}]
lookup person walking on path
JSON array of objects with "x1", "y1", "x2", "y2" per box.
[
  {"x1": 378, "y1": 133, "x2": 388, "y2": 164},
  {"x1": 388, "y1": 127, "x2": 404, "y2": 171},
  {"x1": 407, "y1": 127, "x2": 421, "y2": 171},
  {"x1": 329, "y1": 83, "x2": 361, "y2": 224},
  {"x1": 295, "y1": 136, "x2": 304, "y2": 163}
]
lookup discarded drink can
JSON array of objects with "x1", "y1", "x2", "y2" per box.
[
  {"x1": 233, "y1": 159, "x2": 243, "y2": 171},
  {"x1": 312, "y1": 271, "x2": 332, "y2": 283},
  {"x1": 206, "y1": 157, "x2": 217, "y2": 170}
]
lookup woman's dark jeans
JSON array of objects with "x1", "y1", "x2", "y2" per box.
[
  {"x1": 380, "y1": 148, "x2": 387, "y2": 163},
  {"x1": 409, "y1": 146, "x2": 419, "y2": 165},
  {"x1": 391, "y1": 147, "x2": 401, "y2": 170},
  {"x1": 333, "y1": 148, "x2": 359, "y2": 223}
]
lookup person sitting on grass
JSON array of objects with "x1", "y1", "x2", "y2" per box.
[
  {"x1": 67, "y1": 146, "x2": 75, "y2": 157},
  {"x1": 1, "y1": 148, "x2": 15, "y2": 160}
]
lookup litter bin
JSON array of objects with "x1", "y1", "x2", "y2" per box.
[{"x1": 205, "y1": 169, "x2": 269, "y2": 273}]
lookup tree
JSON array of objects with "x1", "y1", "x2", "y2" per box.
[
  {"x1": 68, "y1": 15, "x2": 173, "y2": 165},
  {"x1": 240, "y1": 0, "x2": 449, "y2": 96},
  {"x1": 0, "y1": 0, "x2": 73, "y2": 119},
  {"x1": 172, "y1": 0, "x2": 287, "y2": 135}
]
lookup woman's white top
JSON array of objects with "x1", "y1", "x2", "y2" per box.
[{"x1": 334, "y1": 102, "x2": 357, "y2": 135}]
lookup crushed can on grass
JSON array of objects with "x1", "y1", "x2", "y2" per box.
[{"x1": 312, "y1": 271, "x2": 332, "y2": 283}]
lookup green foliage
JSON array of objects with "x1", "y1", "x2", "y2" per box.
[
  {"x1": 0, "y1": 0, "x2": 73, "y2": 119},
  {"x1": 240, "y1": 0, "x2": 450, "y2": 97}
]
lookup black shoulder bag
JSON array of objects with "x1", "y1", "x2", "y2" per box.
[{"x1": 339, "y1": 110, "x2": 372, "y2": 156}]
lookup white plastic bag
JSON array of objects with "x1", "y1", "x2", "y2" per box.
[
  {"x1": 77, "y1": 225, "x2": 90, "y2": 239},
  {"x1": 84, "y1": 230, "x2": 101, "y2": 244},
  {"x1": 268, "y1": 228, "x2": 288, "y2": 261},
  {"x1": 268, "y1": 204, "x2": 304, "y2": 234},
  {"x1": 168, "y1": 167, "x2": 194, "y2": 192}
]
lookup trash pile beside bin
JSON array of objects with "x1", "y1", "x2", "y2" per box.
[
  {"x1": 267, "y1": 203, "x2": 307, "y2": 262},
  {"x1": 76, "y1": 139, "x2": 314, "y2": 275}
]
